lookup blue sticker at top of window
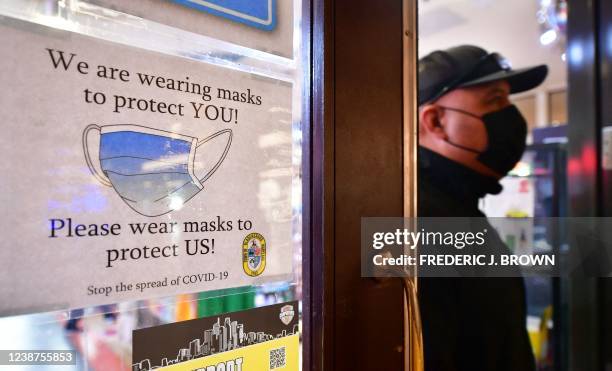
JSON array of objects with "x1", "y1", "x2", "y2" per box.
[{"x1": 173, "y1": 0, "x2": 277, "y2": 31}]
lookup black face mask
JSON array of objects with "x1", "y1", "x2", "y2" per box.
[{"x1": 438, "y1": 104, "x2": 528, "y2": 175}]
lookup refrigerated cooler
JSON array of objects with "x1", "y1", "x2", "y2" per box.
[{"x1": 481, "y1": 128, "x2": 568, "y2": 371}]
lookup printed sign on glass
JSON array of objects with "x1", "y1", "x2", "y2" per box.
[{"x1": 0, "y1": 19, "x2": 294, "y2": 316}]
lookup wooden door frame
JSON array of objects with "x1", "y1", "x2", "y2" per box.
[{"x1": 303, "y1": 1, "x2": 414, "y2": 370}]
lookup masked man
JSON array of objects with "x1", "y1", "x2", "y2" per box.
[{"x1": 418, "y1": 45, "x2": 548, "y2": 371}]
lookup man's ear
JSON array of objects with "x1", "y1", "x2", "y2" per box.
[{"x1": 419, "y1": 104, "x2": 447, "y2": 140}]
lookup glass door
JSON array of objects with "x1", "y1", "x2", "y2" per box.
[{"x1": 0, "y1": 0, "x2": 307, "y2": 369}]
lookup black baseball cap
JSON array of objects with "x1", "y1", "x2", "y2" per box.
[{"x1": 418, "y1": 45, "x2": 548, "y2": 105}]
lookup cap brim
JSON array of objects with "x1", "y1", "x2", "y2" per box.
[{"x1": 458, "y1": 65, "x2": 549, "y2": 94}]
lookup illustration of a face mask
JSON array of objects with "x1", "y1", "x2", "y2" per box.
[{"x1": 83, "y1": 124, "x2": 232, "y2": 217}]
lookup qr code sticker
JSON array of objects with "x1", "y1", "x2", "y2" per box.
[{"x1": 269, "y1": 346, "x2": 286, "y2": 369}]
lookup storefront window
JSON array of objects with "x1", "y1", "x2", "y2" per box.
[{"x1": 0, "y1": 0, "x2": 305, "y2": 369}]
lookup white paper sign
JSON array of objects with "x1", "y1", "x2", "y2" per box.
[{"x1": 0, "y1": 19, "x2": 294, "y2": 316}]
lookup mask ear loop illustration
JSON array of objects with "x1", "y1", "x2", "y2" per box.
[
  {"x1": 83, "y1": 124, "x2": 113, "y2": 187},
  {"x1": 196, "y1": 129, "x2": 233, "y2": 184}
]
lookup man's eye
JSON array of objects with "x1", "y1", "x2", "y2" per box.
[{"x1": 489, "y1": 96, "x2": 509, "y2": 107}]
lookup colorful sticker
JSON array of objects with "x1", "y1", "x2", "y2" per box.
[{"x1": 132, "y1": 301, "x2": 299, "y2": 370}]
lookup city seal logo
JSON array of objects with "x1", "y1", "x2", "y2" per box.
[
  {"x1": 242, "y1": 233, "x2": 266, "y2": 277},
  {"x1": 279, "y1": 304, "x2": 295, "y2": 325}
]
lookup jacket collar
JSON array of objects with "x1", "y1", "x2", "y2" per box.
[{"x1": 419, "y1": 146, "x2": 502, "y2": 207}]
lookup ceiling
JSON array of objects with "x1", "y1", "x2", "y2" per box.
[{"x1": 418, "y1": 0, "x2": 567, "y2": 93}]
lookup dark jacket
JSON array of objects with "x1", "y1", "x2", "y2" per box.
[{"x1": 418, "y1": 147, "x2": 535, "y2": 371}]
